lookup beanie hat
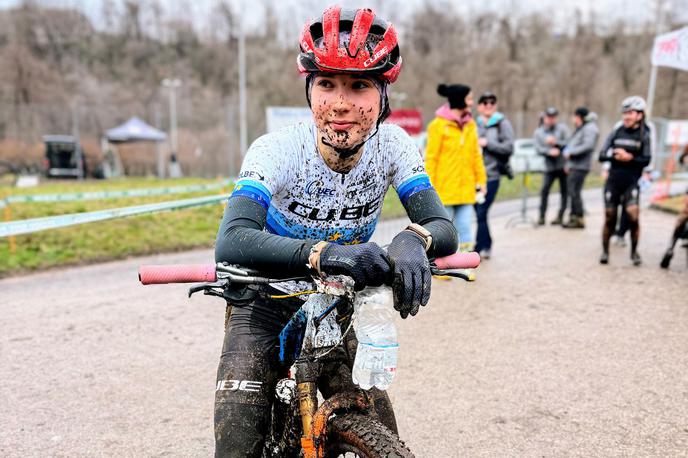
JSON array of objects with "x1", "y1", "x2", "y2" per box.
[
  {"x1": 437, "y1": 84, "x2": 471, "y2": 110},
  {"x1": 574, "y1": 106, "x2": 589, "y2": 119}
]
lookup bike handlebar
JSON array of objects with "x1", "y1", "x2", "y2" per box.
[
  {"x1": 138, "y1": 252, "x2": 481, "y2": 285},
  {"x1": 139, "y1": 264, "x2": 217, "y2": 285},
  {"x1": 433, "y1": 251, "x2": 480, "y2": 270}
]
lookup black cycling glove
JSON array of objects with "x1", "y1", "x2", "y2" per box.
[
  {"x1": 386, "y1": 230, "x2": 431, "y2": 318},
  {"x1": 319, "y1": 242, "x2": 392, "y2": 290}
]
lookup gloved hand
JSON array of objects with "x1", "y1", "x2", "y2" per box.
[
  {"x1": 386, "y1": 230, "x2": 431, "y2": 318},
  {"x1": 317, "y1": 242, "x2": 391, "y2": 290}
]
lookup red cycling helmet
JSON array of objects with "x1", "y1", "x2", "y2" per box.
[{"x1": 297, "y1": 6, "x2": 402, "y2": 84}]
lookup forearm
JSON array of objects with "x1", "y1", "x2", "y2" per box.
[
  {"x1": 598, "y1": 149, "x2": 613, "y2": 162},
  {"x1": 634, "y1": 138, "x2": 652, "y2": 167},
  {"x1": 487, "y1": 143, "x2": 513, "y2": 158},
  {"x1": 534, "y1": 136, "x2": 550, "y2": 156},
  {"x1": 567, "y1": 144, "x2": 592, "y2": 156},
  {"x1": 214, "y1": 196, "x2": 315, "y2": 276},
  {"x1": 403, "y1": 188, "x2": 458, "y2": 258},
  {"x1": 598, "y1": 134, "x2": 614, "y2": 162},
  {"x1": 633, "y1": 155, "x2": 651, "y2": 167}
]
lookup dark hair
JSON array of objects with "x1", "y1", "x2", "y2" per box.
[
  {"x1": 478, "y1": 91, "x2": 497, "y2": 104},
  {"x1": 574, "y1": 107, "x2": 589, "y2": 119}
]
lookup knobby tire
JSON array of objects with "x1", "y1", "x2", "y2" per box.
[{"x1": 325, "y1": 413, "x2": 414, "y2": 458}]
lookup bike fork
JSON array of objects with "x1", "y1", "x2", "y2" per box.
[{"x1": 295, "y1": 359, "x2": 321, "y2": 458}]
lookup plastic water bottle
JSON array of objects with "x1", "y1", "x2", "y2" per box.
[
  {"x1": 638, "y1": 175, "x2": 652, "y2": 193},
  {"x1": 475, "y1": 186, "x2": 486, "y2": 205},
  {"x1": 352, "y1": 287, "x2": 398, "y2": 390}
]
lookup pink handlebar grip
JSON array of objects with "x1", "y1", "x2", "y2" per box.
[
  {"x1": 434, "y1": 252, "x2": 481, "y2": 270},
  {"x1": 138, "y1": 264, "x2": 217, "y2": 285}
]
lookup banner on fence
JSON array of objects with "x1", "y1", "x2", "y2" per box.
[
  {"x1": 0, "y1": 194, "x2": 229, "y2": 238},
  {"x1": 2, "y1": 182, "x2": 230, "y2": 206}
]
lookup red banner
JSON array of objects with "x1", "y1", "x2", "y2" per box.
[{"x1": 386, "y1": 109, "x2": 423, "y2": 136}]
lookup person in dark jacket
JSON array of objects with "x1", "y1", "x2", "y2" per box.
[
  {"x1": 660, "y1": 145, "x2": 688, "y2": 269},
  {"x1": 599, "y1": 96, "x2": 652, "y2": 266},
  {"x1": 562, "y1": 106, "x2": 599, "y2": 228},
  {"x1": 534, "y1": 107, "x2": 570, "y2": 225},
  {"x1": 474, "y1": 91, "x2": 514, "y2": 258}
]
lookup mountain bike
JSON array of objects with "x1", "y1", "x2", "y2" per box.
[{"x1": 139, "y1": 251, "x2": 480, "y2": 458}]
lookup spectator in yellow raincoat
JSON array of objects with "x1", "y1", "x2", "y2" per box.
[{"x1": 425, "y1": 84, "x2": 487, "y2": 252}]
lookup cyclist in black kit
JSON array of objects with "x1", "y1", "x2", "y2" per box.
[
  {"x1": 599, "y1": 96, "x2": 651, "y2": 266},
  {"x1": 660, "y1": 146, "x2": 688, "y2": 269}
]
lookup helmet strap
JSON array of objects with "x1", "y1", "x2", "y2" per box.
[
  {"x1": 321, "y1": 137, "x2": 364, "y2": 159},
  {"x1": 321, "y1": 120, "x2": 385, "y2": 158},
  {"x1": 305, "y1": 74, "x2": 315, "y2": 108}
]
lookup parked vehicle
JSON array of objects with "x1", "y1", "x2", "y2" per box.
[{"x1": 43, "y1": 135, "x2": 86, "y2": 179}]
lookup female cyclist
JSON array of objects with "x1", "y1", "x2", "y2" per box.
[{"x1": 212, "y1": 6, "x2": 457, "y2": 456}]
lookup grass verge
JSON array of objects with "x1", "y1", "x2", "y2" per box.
[{"x1": 1, "y1": 178, "x2": 228, "y2": 277}]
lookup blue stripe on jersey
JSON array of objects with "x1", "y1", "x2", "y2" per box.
[
  {"x1": 267, "y1": 206, "x2": 377, "y2": 244},
  {"x1": 231, "y1": 180, "x2": 272, "y2": 210},
  {"x1": 396, "y1": 173, "x2": 432, "y2": 205}
]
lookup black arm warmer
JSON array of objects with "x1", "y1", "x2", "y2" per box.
[
  {"x1": 214, "y1": 196, "x2": 316, "y2": 277},
  {"x1": 403, "y1": 189, "x2": 458, "y2": 258}
]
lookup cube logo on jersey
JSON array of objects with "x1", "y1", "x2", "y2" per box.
[{"x1": 287, "y1": 198, "x2": 381, "y2": 221}]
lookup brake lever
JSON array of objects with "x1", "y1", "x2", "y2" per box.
[
  {"x1": 188, "y1": 280, "x2": 227, "y2": 298},
  {"x1": 431, "y1": 269, "x2": 473, "y2": 282}
]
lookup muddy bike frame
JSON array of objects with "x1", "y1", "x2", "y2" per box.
[{"x1": 139, "y1": 251, "x2": 480, "y2": 457}]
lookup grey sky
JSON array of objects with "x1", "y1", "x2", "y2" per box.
[{"x1": 1, "y1": 0, "x2": 686, "y2": 34}]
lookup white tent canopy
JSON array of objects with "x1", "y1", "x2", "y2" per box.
[{"x1": 105, "y1": 117, "x2": 167, "y2": 143}]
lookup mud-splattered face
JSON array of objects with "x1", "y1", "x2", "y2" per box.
[{"x1": 311, "y1": 74, "x2": 381, "y2": 150}]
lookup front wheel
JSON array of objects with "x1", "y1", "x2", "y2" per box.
[{"x1": 325, "y1": 413, "x2": 414, "y2": 458}]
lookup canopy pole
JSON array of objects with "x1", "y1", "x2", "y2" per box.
[
  {"x1": 646, "y1": 65, "x2": 658, "y2": 120},
  {"x1": 155, "y1": 105, "x2": 164, "y2": 179},
  {"x1": 72, "y1": 101, "x2": 83, "y2": 180}
]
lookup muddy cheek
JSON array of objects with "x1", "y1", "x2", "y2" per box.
[{"x1": 312, "y1": 108, "x2": 328, "y2": 132}]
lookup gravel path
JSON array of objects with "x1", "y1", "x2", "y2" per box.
[{"x1": 1, "y1": 188, "x2": 686, "y2": 457}]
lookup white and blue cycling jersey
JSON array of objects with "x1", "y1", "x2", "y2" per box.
[{"x1": 231, "y1": 121, "x2": 431, "y2": 244}]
